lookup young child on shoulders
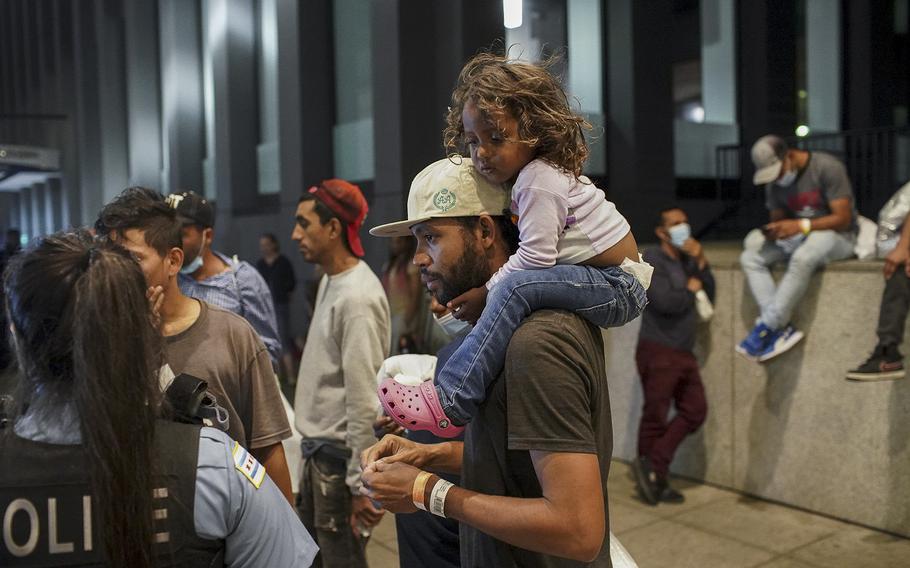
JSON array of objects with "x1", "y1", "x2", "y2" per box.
[{"x1": 378, "y1": 52, "x2": 653, "y2": 437}]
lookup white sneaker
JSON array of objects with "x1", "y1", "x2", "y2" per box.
[{"x1": 756, "y1": 324, "x2": 805, "y2": 362}]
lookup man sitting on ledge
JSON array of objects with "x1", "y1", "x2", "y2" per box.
[{"x1": 737, "y1": 135, "x2": 856, "y2": 362}]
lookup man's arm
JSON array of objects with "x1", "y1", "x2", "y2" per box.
[
  {"x1": 699, "y1": 263, "x2": 717, "y2": 304},
  {"x1": 362, "y1": 450, "x2": 605, "y2": 563},
  {"x1": 340, "y1": 306, "x2": 391, "y2": 531},
  {"x1": 361, "y1": 434, "x2": 464, "y2": 475},
  {"x1": 764, "y1": 198, "x2": 852, "y2": 238},
  {"x1": 341, "y1": 312, "x2": 391, "y2": 492},
  {"x1": 769, "y1": 207, "x2": 788, "y2": 222},
  {"x1": 804, "y1": 197, "x2": 853, "y2": 232},
  {"x1": 645, "y1": 261, "x2": 695, "y2": 316},
  {"x1": 447, "y1": 451, "x2": 604, "y2": 562},
  {"x1": 884, "y1": 211, "x2": 910, "y2": 279},
  {"x1": 680, "y1": 239, "x2": 716, "y2": 303},
  {"x1": 251, "y1": 442, "x2": 293, "y2": 504},
  {"x1": 237, "y1": 265, "x2": 283, "y2": 365}
]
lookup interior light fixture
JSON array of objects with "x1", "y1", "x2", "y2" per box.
[
  {"x1": 795, "y1": 125, "x2": 810, "y2": 137},
  {"x1": 503, "y1": 0, "x2": 522, "y2": 29}
]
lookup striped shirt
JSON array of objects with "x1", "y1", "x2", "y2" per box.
[{"x1": 179, "y1": 251, "x2": 282, "y2": 366}]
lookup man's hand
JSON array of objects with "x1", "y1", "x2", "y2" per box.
[
  {"x1": 447, "y1": 285, "x2": 488, "y2": 324},
  {"x1": 360, "y1": 461, "x2": 422, "y2": 514},
  {"x1": 884, "y1": 245, "x2": 910, "y2": 280},
  {"x1": 763, "y1": 219, "x2": 801, "y2": 240},
  {"x1": 350, "y1": 494, "x2": 385, "y2": 535},
  {"x1": 679, "y1": 238, "x2": 707, "y2": 269},
  {"x1": 361, "y1": 434, "x2": 432, "y2": 473},
  {"x1": 146, "y1": 285, "x2": 165, "y2": 329},
  {"x1": 679, "y1": 238, "x2": 703, "y2": 258},
  {"x1": 373, "y1": 415, "x2": 405, "y2": 440},
  {"x1": 686, "y1": 277, "x2": 703, "y2": 292}
]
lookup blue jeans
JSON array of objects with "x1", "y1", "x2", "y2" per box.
[
  {"x1": 739, "y1": 228, "x2": 855, "y2": 330},
  {"x1": 436, "y1": 265, "x2": 648, "y2": 424}
]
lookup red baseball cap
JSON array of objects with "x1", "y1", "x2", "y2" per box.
[{"x1": 308, "y1": 179, "x2": 368, "y2": 257}]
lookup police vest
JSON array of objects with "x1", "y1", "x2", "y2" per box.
[{"x1": 0, "y1": 420, "x2": 225, "y2": 567}]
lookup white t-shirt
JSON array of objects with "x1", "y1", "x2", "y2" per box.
[{"x1": 486, "y1": 159, "x2": 631, "y2": 289}]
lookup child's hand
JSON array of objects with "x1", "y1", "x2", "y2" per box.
[{"x1": 447, "y1": 286, "x2": 488, "y2": 324}]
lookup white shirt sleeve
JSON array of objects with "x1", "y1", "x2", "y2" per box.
[
  {"x1": 339, "y1": 309, "x2": 391, "y2": 494},
  {"x1": 194, "y1": 428, "x2": 318, "y2": 567},
  {"x1": 486, "y1": 177, "x2": 569, "y2": 289}
]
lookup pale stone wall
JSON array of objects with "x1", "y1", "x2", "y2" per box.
[{"x1": 606, "y1": 251, "x2": 910, "y2": 537}]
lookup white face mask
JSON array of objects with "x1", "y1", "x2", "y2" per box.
[
  {"x1": 180, "y1": 240, "x2": 205, "y2": 275},
  {"x1": 434, "y1": 312, "x2": 472, "y2": 338},
  {"x1": 776, "y1": 169, "x2": 798, "y2": 187},
  {"x1": 667, "y1": 223, "x2": 691, "y2": 248}
]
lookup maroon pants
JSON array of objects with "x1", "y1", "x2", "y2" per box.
[{"x1": 636, "y1": 339, "x2": 707, "y2": 479}]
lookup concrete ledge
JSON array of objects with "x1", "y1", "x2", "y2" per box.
[
  {"x1": 605, "y1": 249, "x2": 910, "y2": 537},
  {"x1": 698, "y1": 241, "x2": 884, "y2": 272}
]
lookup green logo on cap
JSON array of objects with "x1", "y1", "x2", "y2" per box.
[{"x1": 433, "y1": 188, "x2": 457, "y2": 212}]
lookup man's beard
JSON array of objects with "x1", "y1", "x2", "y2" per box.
[{"x1": 423, "y1": 248, "x2": 490, "y2": 305}]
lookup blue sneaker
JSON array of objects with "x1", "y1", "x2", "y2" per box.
[
  {"x1": 755, "y1": 324, "x2": 804, "y2": 362},
  {"x1": 736, "y1": 321, "x2": 774, "y2": 360}
]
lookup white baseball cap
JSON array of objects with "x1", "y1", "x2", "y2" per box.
[
  {"x1": 751, "y1": 135, "x2": 789, "y2": 185},
  {"x1": 369, "y1": 157, "x2": 512, "y2": 237}
]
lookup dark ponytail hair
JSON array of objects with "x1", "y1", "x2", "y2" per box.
[{"x1": 3, "y1": 230, "x2": 162, "y2": 567}]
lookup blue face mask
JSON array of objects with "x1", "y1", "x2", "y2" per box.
[
  {"x1": 180, "y1": 240, "x2": 205, "y2": 275},
  {"x1": 668, "y1": 223, "x2": 691, "y2": 248},
  {"x1": 434, "y1": 312, "x2": 472, "y2": 338}
]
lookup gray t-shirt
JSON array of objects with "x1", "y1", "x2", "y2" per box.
[
  {"x1": 764, "y1": 151, "x2": 856, "y2": 229},
  {"x1": 460, "y1": 310, "x2": 613, "y2": 568},
  {"x1": 166, "y1": 300, "x2": 291, "y2": 450}
]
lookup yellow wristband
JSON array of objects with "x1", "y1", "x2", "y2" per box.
[
  {"x1": 799, "y1": 218, "x2": 811, "y2": 235},
  {"x1": 412, "y1": 471, "x2": 433, "y2": 511}
]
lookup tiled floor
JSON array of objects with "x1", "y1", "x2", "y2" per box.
[{"x1": 365, "y1": 460, "x2": 910, "y2": 568}]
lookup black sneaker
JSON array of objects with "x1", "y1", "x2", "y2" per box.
[
  {"x1": 846, "y1": 345, "x2": 905, "y2": 382},
  {"x1": 631, "y1": 456, "x2": 660, "y2": 506},
  {"x1": 657, "y1": 480, "x2": 685, "y2": 504}
]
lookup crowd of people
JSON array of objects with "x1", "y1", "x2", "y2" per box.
[{"x1": 0, "y1": 50, "x2": 899, "y2": 568}]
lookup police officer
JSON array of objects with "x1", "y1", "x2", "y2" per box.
[{"x1": 0, "y1": 231, "x2": 317, "y2": 567}]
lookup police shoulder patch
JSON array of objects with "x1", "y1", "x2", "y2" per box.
[{"x1": 232, "y1": 441, "x2": 266, "y2": 489}]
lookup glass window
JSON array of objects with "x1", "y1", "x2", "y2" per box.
[
  {"x1": 333, "y1": 0, "x2": 374, "y2": 182},
  {"x1": 504, "y1": 0, "x2": 607, "y2": 175},
  {"x1": 257, "y1": 0, "x2": 280, "y2": 194},
  {"x1": 799, "y1": 0, "x2": 841, "y2": 135},
  {"x1": 673, "y1": 0, "x2": 739, "y2": 180},
  {"x1": 201, "y1": 0, "x2": 217, "y2": 200}
]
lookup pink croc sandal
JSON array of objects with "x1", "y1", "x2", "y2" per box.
[{"x1": 377, "y1": 377, "x2": 465, "y2": 438}]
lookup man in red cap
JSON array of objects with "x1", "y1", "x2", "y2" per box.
[{"x1": 291, "y1": 179, "x2": 391, "y2": 567}]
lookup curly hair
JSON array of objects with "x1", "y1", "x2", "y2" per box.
[{"x1": 443, "y1": 52, "x2": 592, "y2": 178}]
